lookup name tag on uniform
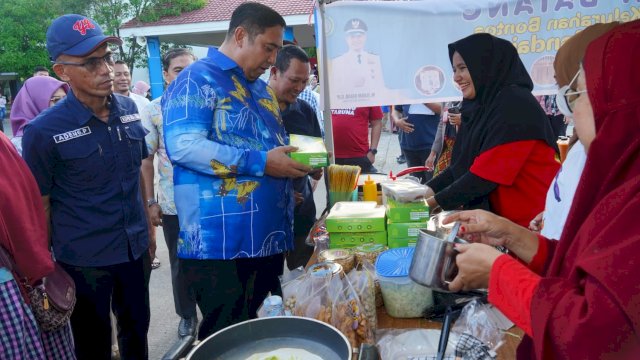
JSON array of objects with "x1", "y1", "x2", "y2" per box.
[
  {"x1": 53, "y1": 127, "x2": 91, "y2": 143},
  {"x1": 120, "y1": 114, "x2": 141, "y2": 123}
]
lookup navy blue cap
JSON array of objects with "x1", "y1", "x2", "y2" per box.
[
  {"x1": 46, "y1": 14, "x2": 122, "y2": 61},
  {"x1": 344, "y1": 18, "x2": 368, "y2": 34}
]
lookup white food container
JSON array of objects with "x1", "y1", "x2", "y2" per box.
[{"x1": 376, "y1": 247, "x2": 434, "y2": 318}]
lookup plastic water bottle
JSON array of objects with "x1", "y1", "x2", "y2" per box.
[{"x1": 262, "y1": 295, "x2": 285, "y2": 317}]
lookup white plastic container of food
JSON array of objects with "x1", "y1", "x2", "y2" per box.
[{"x1": 376, "y1": 247, "x2": 434, "y2": 318}]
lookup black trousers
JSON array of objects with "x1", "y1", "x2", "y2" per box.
[
  {"x1": 286, "y1": 233, "x2": 314, "y2": 270},
  {"x1": 162, "y1": 215, "x2": 197, "y2": 318},
  {"x1": 181, "y1": 253, "x2": 284, "y2": 340},
  {"x1": 236, "y1": 253, "x2": 285, "y2": 320},
  {"x1": 402, "y1": 148, "x2": 433, "y2": 184},
  {"x1": 61, "y1": 256, "x2": 150, "y2": 360}
]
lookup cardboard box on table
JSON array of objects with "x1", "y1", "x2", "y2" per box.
[
  {"x1": 387, "y1": 221, "x2": 427, "y2": 248},
  {"x1": 385, "y1": 198, "x2": 430, "y2": 223},
  {"x1": 326, "y1": 201, "x2": 387, "y2": 248},
  {"x1": 329, "y1": 231, "x2": 387, "y2": 248}
]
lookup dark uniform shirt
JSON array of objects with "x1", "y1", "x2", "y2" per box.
[
  {"x1": 282, "y1": 99, "x2": 321, "y2": 235},
  {"x1": 22, "y1": 91, "x2": 149, "y2": 267}
]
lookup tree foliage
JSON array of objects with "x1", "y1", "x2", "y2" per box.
[
  {"x1": 139, "y1": 0, "x2": 206, "y2": 23},
  {"x1": 0, "y1": 0, "x2": 205, "y2": 79},
  {"x1": 86, "y1": 0, "x2": 205, "y2": 71},
  {"x1": 86, "y1": 0, "x2": 145, "y2": 71},
  {"x1": 0, "y1": 0, "x2": 88, "y2": 79}
]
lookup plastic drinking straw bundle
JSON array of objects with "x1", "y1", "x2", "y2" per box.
[{"x1": 328, "y1": 164, "x2": 361, "y2": 206}]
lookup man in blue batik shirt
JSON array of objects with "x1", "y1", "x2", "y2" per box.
[{"x1": 163, "y1": 2, "x2": 311, "y2": 339}]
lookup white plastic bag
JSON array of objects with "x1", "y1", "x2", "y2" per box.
[
  {"x1": 451, "y1": 299, "x2": 505, "y2": 360},
  {"x1": 376, "y1": 328, "x2": 458, "y2": 359},
  {"x1": 381, "y1": 178, "x2": 428, "y2": 203}
]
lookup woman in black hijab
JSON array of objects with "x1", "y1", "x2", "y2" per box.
[{"x1": 426, "y1": 33, "x2": 559, "y2": 227}]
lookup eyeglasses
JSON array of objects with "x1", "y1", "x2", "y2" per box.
[
  {"x1": 54, "y1": 53, "x2": 115, "y2": 72},
  {"x1": 556, "y1": 70, "x2": 587, "y2": 118}
]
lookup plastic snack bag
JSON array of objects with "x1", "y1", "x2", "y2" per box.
[
  {"x1": 305, "y1": 213, "x2": 328, "y2": 247},
  {"x1": 451, "y1": 299, "x2": 505, "y2": 360},
  {"x1": 376, "y1": 328, "x2": 458, "y2": 360},
  {"x1": 347, "y1": 263, "x2": 377, "y2": 331},
  {"x1": 330, "y1": 275, "x2": 375, "y2": 352}
]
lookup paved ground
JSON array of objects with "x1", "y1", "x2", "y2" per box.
[{"x1": 1, "y1": 118, "x2": 10, "y2": 136}]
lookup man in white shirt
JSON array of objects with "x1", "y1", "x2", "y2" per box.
[
  {"x1": 113, "y1": 60, "x2": 150, "y2": 112},
  {"x1": 330, "y1": 18, "x2": 386, "y2": 102}
]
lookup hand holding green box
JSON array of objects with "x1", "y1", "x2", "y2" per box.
[{"x1": 289, "y1": 134, "x2": 328, "y2": 168}]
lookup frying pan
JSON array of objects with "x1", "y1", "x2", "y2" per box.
[{"x1": 186, "y1": 316, "x2": 352, "y2": 360}]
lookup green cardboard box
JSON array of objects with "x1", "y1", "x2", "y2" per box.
[
  {"x1": 386, "y1": 207, "x2": 430, "y2": 223},
  {"x1": 387, "y1": 222, "x2": 428, "y2": 239},
  {"x1": 385, "y1": 198, "x2": 429, "y2": 223},
  {"x1": 330, "y1": 231, "x2": 387, "y2": 248},
  {"x1": 387, "y1": 237, "x2": 417, "y2": 248},
  {"x1": 326, "y1": 202, "x2": 386, "y2": 233},
  {"x1": 289, "y1": 134, "x2": 328, "y2": 168}
]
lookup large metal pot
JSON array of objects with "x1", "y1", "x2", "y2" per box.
[
  {"x1": 186, "y1": 316, "x2": 352, "y2": 360},
  {"x1": 409, "y1": 229, "x2": 467, "y2": 292}
]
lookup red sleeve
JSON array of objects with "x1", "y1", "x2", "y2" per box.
[
  {"x1": 471, "y1": 140, "x2": 558, "y2": 228},
  {"x1": 470, "y1": 140, "x2": 537, "y2": 185},
  {"x1": 488, "y1": 254, "x2": 541, "y2": 337},
  {"x1": 0, "y1": 135, "x2": 54, "y2": 284},
  {"x1": 369, "y1": 106, "x2": 383, "y2": 121},
  {"x1": 527, "y1": 234, "x2": 550, "y2": 274}
]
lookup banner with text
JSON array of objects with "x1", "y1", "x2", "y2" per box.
[{"x1": 322, "y1": 0, "x2": 638, "y2": 108}]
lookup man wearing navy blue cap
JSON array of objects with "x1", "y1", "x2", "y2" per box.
[{"x1": 22, "y1": 14, "x2": 150, "y2": 360}]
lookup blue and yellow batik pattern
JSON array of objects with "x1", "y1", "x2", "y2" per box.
[{"x1": 163, "y1": 48, "x2": 294, "y2": 260}]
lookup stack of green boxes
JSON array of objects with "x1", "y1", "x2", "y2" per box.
[
  {"x1": 385, "y1": 197, "x2": 430, "y2": 248},
  {"x1": 325, "y1": 201, "x2": 387, "y2": 248}
]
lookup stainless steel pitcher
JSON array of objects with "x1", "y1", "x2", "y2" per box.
[{"x1": 409, "y1": 229, "x2": 467, "y2": 292}]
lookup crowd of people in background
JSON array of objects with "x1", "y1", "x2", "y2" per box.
[{"x1": 1, "y1": 2, "x2": 639, "y2": 360}]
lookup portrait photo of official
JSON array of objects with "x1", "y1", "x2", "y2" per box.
[{"x1": 330, "y1": 18, "x2": 386, "y2": 95}]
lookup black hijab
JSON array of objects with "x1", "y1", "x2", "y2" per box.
[{"x1": 448, "y1": 33, "x2": 557, "y2": 179}]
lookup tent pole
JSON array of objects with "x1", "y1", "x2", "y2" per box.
[{"x1": 316, "y1": 0, "x2": 334, "y2": 164}]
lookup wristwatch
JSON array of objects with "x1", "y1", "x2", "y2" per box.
[
  {"x1": 368, "y1": 148, "x2": 378, "y2": 155},
  {"x1": 147, "y1": 199, "x2": 159, "y2": 208}
]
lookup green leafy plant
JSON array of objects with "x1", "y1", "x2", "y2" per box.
[
  {"x1": 0, "y1": 0, "x2": 205, "y2": 80},
  {"x1": 138, "y1": 0, "x2": 206, "y2": 23}
]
